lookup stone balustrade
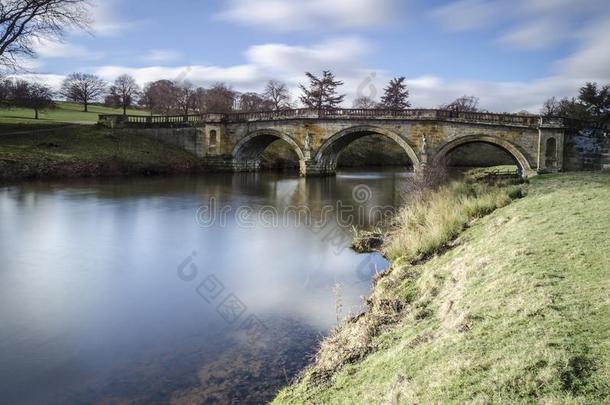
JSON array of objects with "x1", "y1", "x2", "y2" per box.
[{"x1": 98, "y1": 108, "x2": 562, "y2": 129}]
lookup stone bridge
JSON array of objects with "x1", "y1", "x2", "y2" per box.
[{"x1": 99, "y1": 109, "x2": 589, "y2": 177}]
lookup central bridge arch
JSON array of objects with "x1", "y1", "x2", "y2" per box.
[{"x1": 314, "y1": 125, "x2": 421, "y2": 173}]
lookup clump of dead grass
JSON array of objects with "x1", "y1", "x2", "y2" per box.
[{"x1": 384, "y1": 180, "x2": 523, "y2": 262}]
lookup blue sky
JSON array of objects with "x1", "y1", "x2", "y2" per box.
[{"x1": 20, "y1": 0, "x2": 610, "y2": 112}]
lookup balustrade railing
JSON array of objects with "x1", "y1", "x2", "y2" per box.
[{"x1": 98, "y1": 109, "x2": 587, "y2": 129}]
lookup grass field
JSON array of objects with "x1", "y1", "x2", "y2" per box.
[
  {"x1": 0, "y1": 101, "x2": 149, "y2": 131},
  {"x1": 274, "y1": 173, "x2": 610, "y2": 404}
]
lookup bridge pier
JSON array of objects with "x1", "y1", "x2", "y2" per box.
[{"x1": 303, "y1": 159, "x2": 336, "y2": 176}]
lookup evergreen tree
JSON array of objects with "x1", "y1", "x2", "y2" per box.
[
  {"x1": 380, "y1": 77, "x2": 410, "y2": 110},
  {"x1": 542, "y1": 82, "x2": 610, "y2": 123},
  {"x1": 578, "y1": 82, "x2": 610, "y2": 119},
  {"x1": 299, "y1": 71, "x2": 345, "y2": 112}
]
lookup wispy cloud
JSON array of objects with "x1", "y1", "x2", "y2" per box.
[
  {"x1": 246, "y1": 37, "x2": 370, "y2": 76},
  {"x1": 89, "y1": 0, "x2": 140, "y2": 36},
  {"x1": 141, "y1": 49, "x2": 183, "y2": 64},
  {"x1": 557, "y1": 17, "x2": 610, "y2": 81},
  {"x1": 431, "y1": 0, "x2": 506, "y2": 32},
  {"x1": 432, "y1": 0, "x2": 610, "y2": 51},
  {"x1": 217, "y1": 0, "x2": 405, "y2": 31},
  {"x1": 499, "y1": 19, "x2": 568, "y2": 50},
  {"x1": 33, "y1": 38, "x2": 105, "y2": 60},
  {"x1": 430, "y1": 0, "x2": 610, "y2": 105},
  {"x1": 93, "y1": 37, "x2": 370, "y2": 89}
]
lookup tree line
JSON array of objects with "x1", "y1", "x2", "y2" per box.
[
  {"x1": 1, "y1": 70, "x2": 608, "y2": 124},
  {"x1": 541, "y1": 82, "x2": 610, "y2": 124}
]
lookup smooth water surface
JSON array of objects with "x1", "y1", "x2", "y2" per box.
[{"x1": 0, "y1": 169, "x2": 411, "y2": 404}]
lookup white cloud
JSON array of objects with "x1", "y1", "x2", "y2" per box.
[
  {"x1": 500, "y1": 19, "x2": 567, "y2": 50},
  {"x1": 557, "y1": 17, "x2": 610, "y2": 81},
  {"x1": 84, "y1": 34, "x2": 591, "y2": 113},
  {"x1": 33, "y1": 38, "x2": 104, "y2": 60},
  {"x1": 432, "y1": 0, "x2": 610, "y2": 51},
  {"x1": 246, "y1": 37, "x2": 370, "y2": 75},
  {"x1": 431, "y1": 0, "x2": 506, "y2": 32},
  {"x1": 92, "y1": 37, "x2": 372, "y2": 94},
  {"x1": 218, "y1": 0, "x2": 404, "y2": 31},
  {"x1": 89, "y1": 0, "x2": 139, "y2": 36},
  {"x1": 406, "y1": 75, "x2": 586, "y2": 113},
  {"x1": 428, "y1": 0, "x2": 610, "y2": 110},
  {"x1": 95, "y1": 64, "x2": 263, "y2": 89},
  {"x1": 141, "y1": 49, "x2": 183, "y2": 64},
  {"x1": 7, "y1": 74, "x2": 66, "y2": 90}
]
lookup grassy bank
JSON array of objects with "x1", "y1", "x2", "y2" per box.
[
  {"x1": 0, "y1": 125, "x2": 204, "y2": 182},
  {"x1": 274, "y1": 173, "x2": 610, "y2": 403}
]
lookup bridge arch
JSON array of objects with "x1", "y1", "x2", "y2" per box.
[
  {"x1": 433, "y1": 135, "x2": 534, "y2": 176},
  {"x1": 232, "y1": 129, "x2": 306, "y2": 174},
  {"x1": 314, "y1": 125, "x2": 421, "y2": 172}
]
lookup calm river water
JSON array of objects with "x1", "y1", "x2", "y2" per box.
[{"x1": 0, "y1": 169, "x2": 411, "y2": 404}]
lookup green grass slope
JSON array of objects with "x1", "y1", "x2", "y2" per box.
[
  {"x1": 274, "y1": 173, "x2": 610, "y2": 404},
  {"x1": 0, "y1": 125, "x2": 203, "y2": 181},
  {"x1": 0, "y1": 101, "x2": 149, "y2": 129}
]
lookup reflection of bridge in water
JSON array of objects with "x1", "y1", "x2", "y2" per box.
[{"x1": 99, "y1": 108, "x2": 593, "y2": 177}]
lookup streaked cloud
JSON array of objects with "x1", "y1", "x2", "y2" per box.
[
  {"x1": 141, "y1": 49, "x2": 183, "y2": 64},
  {"x1": 246, "y1": 37, "x2": 370, "y2": 76},
  {"x1": 94, "y1": 64, "x2": 263, "y2": 89},
  {"x1": 89, "y1": 0, "x2": 140, "y2": 36},
  {"x1": 557, "y1": 17, "x2": 610, "y2": 81},
  {"x1": 500, "y1": 19, "x2": 567, "y2": 50},
  {"x1": 218, "y1": 0, "x2": 404, "y2": 31},
  {"x1": 33, "y1": 38, "x2": 105, "y2": 60},
  {"x1": 431, "y1": 0, "x2": 505, "y2": 32}
]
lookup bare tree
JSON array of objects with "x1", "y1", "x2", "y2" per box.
[
  {"x1": 108, "y1": 74, "x2": 140, "y2": 115},
  {"x1": 352, "y1": 95, "x2": 378, "y2": 109},
  {"x1": 14, "y1": 80, "x2": 54, "y2": 119},
  {"x1": 137, "y1": 83, "x2": 154, "y2": 115},
  {"x1": 239, "y1": 92, "x2": 273, "y2": 112},
  {"x1": 192, "y1": 87, "x2": 206, "y2": 113},
  {"x1": 441, "y1": 95, "x2": 480, "y2": 112},
  {"x1": 263, "y1": 80, "x2": 291, "y2": 110},
  {"x1": 379, "y1": 77, "x2": 410, "y2": 109},
  {"x1": 4, "y1": 78, "x2": 54, "y2": 118},
  {"x1": 299, "y1": 70, "x2": 345, "y2": 112},
  {"x1": 60, "y1": 73, "x2": 106, "y2": 112},
  {"x1": 139, "y1": 80, "x2": 178, "y2": 115},
  {"x1": 0, "y1": 0, "x2": 91, "y2": 70},
  {"x1": 541, "y1": 96, "x2": 560, "y2": 117},
  {"x1": 175, "y1": 81, "x2": 197, "y2": 115},
  {"x1": 540, "y1": 95, "x2": 589, "y2": 121},
  {"x1": 203, "y1": 83, "x2": 237, "y2": 113},
  {"x1": 0, "y1": 77, "x2": 11, "y2": 106}
]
